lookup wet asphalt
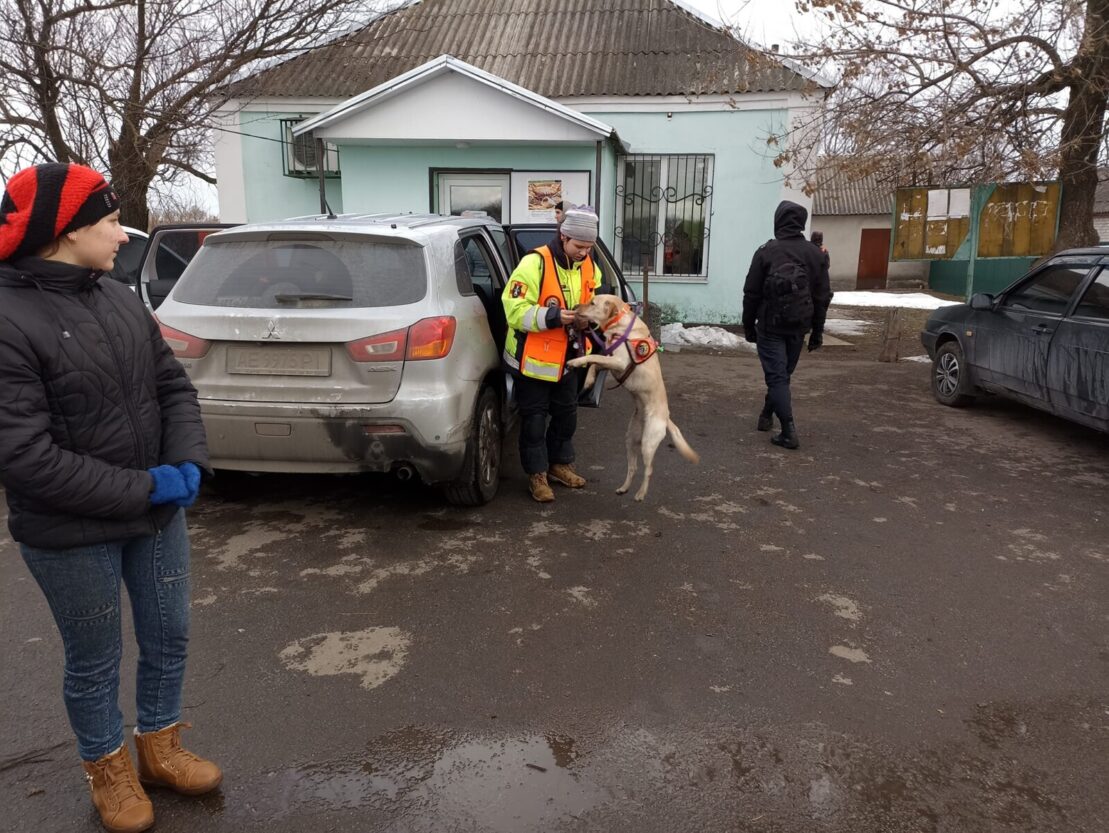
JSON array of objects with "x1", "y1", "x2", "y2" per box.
[{"x1": 2, "y1": 345, "x2": 1108, "y2": 833}]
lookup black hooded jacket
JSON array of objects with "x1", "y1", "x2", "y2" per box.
[
  {"x1": 0, "y1": 257, "x2": 208, "y2": 549},
  {"x1": 742, "y1": 201, "x2": 832, "y2": 336}
]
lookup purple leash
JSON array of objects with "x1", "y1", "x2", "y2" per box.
[{"x1": 582, "y1": 311, "x2": 637, "y2": 356}]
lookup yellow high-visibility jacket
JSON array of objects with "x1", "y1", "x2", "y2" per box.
[{"x1": 502, "y1": 246, "x2": 601, "y2": 381}]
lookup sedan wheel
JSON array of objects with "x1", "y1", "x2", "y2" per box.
[{"x1": 931, "y1": 341, "x2": 976, "y2": 408}]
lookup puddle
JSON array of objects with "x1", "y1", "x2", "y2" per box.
[
  {"x1": 235, "y1": 728, "x2": 600, "y2": 831},
  {"x1": 207, "y1": 715, "x2": 1087, "y2": 830}
]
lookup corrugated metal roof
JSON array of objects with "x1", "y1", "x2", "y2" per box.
[
  {"x1": 812, "y1": 170, "x2": 894, "y2": 217},
  {"x1": 220, "y1": 0, "x2": 813, "y2": 100}
]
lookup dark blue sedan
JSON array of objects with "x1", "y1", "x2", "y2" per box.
[{"x1": 921, "y1": 248, "x2": 1109, "y2": 433}]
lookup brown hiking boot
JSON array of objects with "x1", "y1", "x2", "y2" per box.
[
  {"x1": 548, "y1": 463, "x2": 586, "y2": 488},
  {"x1": 135, "y1": 722, "x2": 222, "y2": 796},
  {"x1": 81, "y1": 746, "x2": 154, "y2": 833},
  {"x1": 529, "y1": 472, "x2": 555, "y2": 502}
]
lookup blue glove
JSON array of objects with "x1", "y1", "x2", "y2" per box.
[
  {"x1": 148, "y1": 465, "x2": 189, "y2": 506},
  {"x1": 174, "y1": 462, "x2": 202, "y2": 507}
]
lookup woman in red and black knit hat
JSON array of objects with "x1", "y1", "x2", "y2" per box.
[{"x1": 0, "y1": 163, "x2": 221, "y2": 833}]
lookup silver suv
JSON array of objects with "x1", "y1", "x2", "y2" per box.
[{"x1": 152, "y1": 213, "x2": 517, "y2": 505}]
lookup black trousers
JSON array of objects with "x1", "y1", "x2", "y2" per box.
[
  {"x1": 515, "y1": 368, "x2": 581, "y2": 475},
  {"x1": 756, "y1": 331, "x2": 805, "y2": 424}
]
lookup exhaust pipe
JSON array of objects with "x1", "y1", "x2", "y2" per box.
[{"x1": 395, "y1": 465, "x2": 415, "y2": 481}]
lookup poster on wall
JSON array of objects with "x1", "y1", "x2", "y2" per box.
[
  {"x1": 527, "y1": 179, "x2": 562, "y2": 219},
  {"x1": 510, "y1": 171, "x2": 591, "y2": 223}
]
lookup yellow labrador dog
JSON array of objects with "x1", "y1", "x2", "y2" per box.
[{"x1": 567, "y1": 295, "x2": 699, "y2": 501}]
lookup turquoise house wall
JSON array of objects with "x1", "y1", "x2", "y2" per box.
[
  {"x1": 235, "y1": 106, "x2": 787, "y2": 323},
  {"x1": 239, "y1": 112, "x2": 344, "y2": 221},
  {"x1": 582, "y1": 108, "x2": 789, "y2": 324},
  {"x1": 337, "y1": 145, "x2": 600, "y2": 215}
]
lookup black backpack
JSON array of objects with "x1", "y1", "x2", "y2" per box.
[{"x1": 763, "y1": 243, "x2": 814, "y2": 329}]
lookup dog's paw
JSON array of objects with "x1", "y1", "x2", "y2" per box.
[
  {"x1": 566, "y1": 357, "x2": 587, "y2": 369},
  {"x1": 615, "y1": 486, "x2": 629, "y2": 495},
  {"x1": 634, "y1": 491, "x2": 647, "y2": 501}
]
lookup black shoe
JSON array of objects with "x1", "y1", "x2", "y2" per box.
[
  {"x1": 756, "y1": 403, "x2": 773, "y2": 432},
  {"x1": 771, "y1": 421, "x2": 800, "y2": 450}
]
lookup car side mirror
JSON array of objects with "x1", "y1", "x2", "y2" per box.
[{"x1": 969, "y1": 293, "x2": 994, "y2": 311}]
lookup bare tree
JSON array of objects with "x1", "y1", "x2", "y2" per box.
[
  {"x1": 766, "y1": 0, "x2": 1108, "y2": 250},
  {"x1": 0, "y1": 0, "x2": 388, "y2": 229}
]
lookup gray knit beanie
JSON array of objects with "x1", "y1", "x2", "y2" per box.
[{"x1": 559, "y1": 208, "x2": 598, "y2": 244}]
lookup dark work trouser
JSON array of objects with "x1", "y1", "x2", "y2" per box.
[
  {"x1": 515, "y1": 368, "x2": 581, "y2": 475},
  {"x1": 756, "y1": 331, "x2": 805, "y2": 425}
]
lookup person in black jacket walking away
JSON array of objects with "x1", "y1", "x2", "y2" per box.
[
  {"x1": 0, "y1": 163, "x2": 220, "y2": 833},
  {"x1": 810, "y1": 229, "x2": 831, "y2": 273},
  {"x1": 742, "y1": 201, "x2": 832, "y2": 450}
]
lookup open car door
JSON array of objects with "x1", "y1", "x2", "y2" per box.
[{"x1": 138, "y1": 223, "x2": 236, "y2": 310}]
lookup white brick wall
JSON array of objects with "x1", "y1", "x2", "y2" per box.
[{"x1": 1094, "y1": 214, "x2": 1109, "y2": 243}]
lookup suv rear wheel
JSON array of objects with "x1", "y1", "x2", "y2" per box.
[{"x1": 444, "y1": 386, "x2": 502, "y2": 506}]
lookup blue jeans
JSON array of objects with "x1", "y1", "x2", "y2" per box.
[
  {"x1": 20, "y1": 509, "x2": 191, "y2": 761},
  {"x1": 756, "y1": 331, "x2": 806, "y2": 425}
]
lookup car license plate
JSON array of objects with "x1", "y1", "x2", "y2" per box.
[{"x1": 226, "y1": 346, "x2": 332, "y2": 376}]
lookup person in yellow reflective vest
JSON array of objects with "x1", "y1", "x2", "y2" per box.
[{"x1": 502, "y1": 208, "x2": 603, "y2": 503}]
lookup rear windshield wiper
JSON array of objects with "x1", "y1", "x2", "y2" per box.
[{"x1": 274, "y1": 293, "x2": 353, "y2": 303}]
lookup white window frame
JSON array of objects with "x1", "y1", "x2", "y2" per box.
[{"x1": 436, "y1": 174, "x2": 512, "y2": 223}]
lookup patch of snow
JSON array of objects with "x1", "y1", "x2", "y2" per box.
[
  {"x1": 832, "y1": 292, "x2": 961, "y2": 310},
  {"x1": 901, "y1": 355, "x2": 931, "y2": 363},
  {"x1": 661, "y1": 323, "x2": 755, "y2": 351},
  {"x1": 823, "y1": 318, "x2": 874, "y2": 336}
]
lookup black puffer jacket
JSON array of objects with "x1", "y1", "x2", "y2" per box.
[
  {"x1": 742, "y1": 201, "x2": 833, "y2": 336},
  {"x1": 0, "y1": 257, "x2": 208, "y2": 549}
]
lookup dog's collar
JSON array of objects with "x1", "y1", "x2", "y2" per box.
[
  {"x1": 594, "y1": 307, "x2": 637, "y2": 356},
  {"x1": 600, "y1": 303, "x2": 633, "y2": 333}
]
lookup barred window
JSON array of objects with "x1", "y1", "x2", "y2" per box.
[
  {"x1": 280, "y1": 119, "x2": 341, "y2": 179},
  {"x1": 616, "y1": 154, "x2": 713, "y2": 279}
]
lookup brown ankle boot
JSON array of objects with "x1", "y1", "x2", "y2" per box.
[
  {"x1": 135, "y1": 722, "x2": 222, "y2": 796},
  {"x1": 529, "y1": 472, "x2": 555, "y2": 502},
  {"x1": 548, "y1": 463, "x2": 586, "y2": 488},
  {"x1": 81, "y1": 746, "x2": 154, "y2": 833}
]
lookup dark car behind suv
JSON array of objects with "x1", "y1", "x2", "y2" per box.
[{"x1": 921, "y1": 247, "x2": 1109, "y2": 432}]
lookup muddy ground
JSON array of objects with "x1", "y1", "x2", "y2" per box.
[{"x1": 2, "y1": 327, "x2": 1107, "y2": 833}]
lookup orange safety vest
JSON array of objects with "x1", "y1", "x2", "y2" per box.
[{"x1": 518, "y1": 246, "x2": 595, "y2": 382}]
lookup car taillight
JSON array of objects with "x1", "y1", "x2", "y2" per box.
[
  {"x1": 157, "y1": 319, "x2": 211, "y2": 359},
  {"x1": 406, "y1": 316, "x2": 456, "y2": 360},
  {"x1": 345, "y1": 318, "x2": 456, "y2": 363},
  {"x1": 345, "y1": 328, "x2": 407, "y2": 362}
]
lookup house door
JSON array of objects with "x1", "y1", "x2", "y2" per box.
[
  {"x1": 856, "y1": 228, "x2": 891, "y2": 290},
  {"x1": 437, "y1": 174, "x2": 511, "y2": 223}
]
